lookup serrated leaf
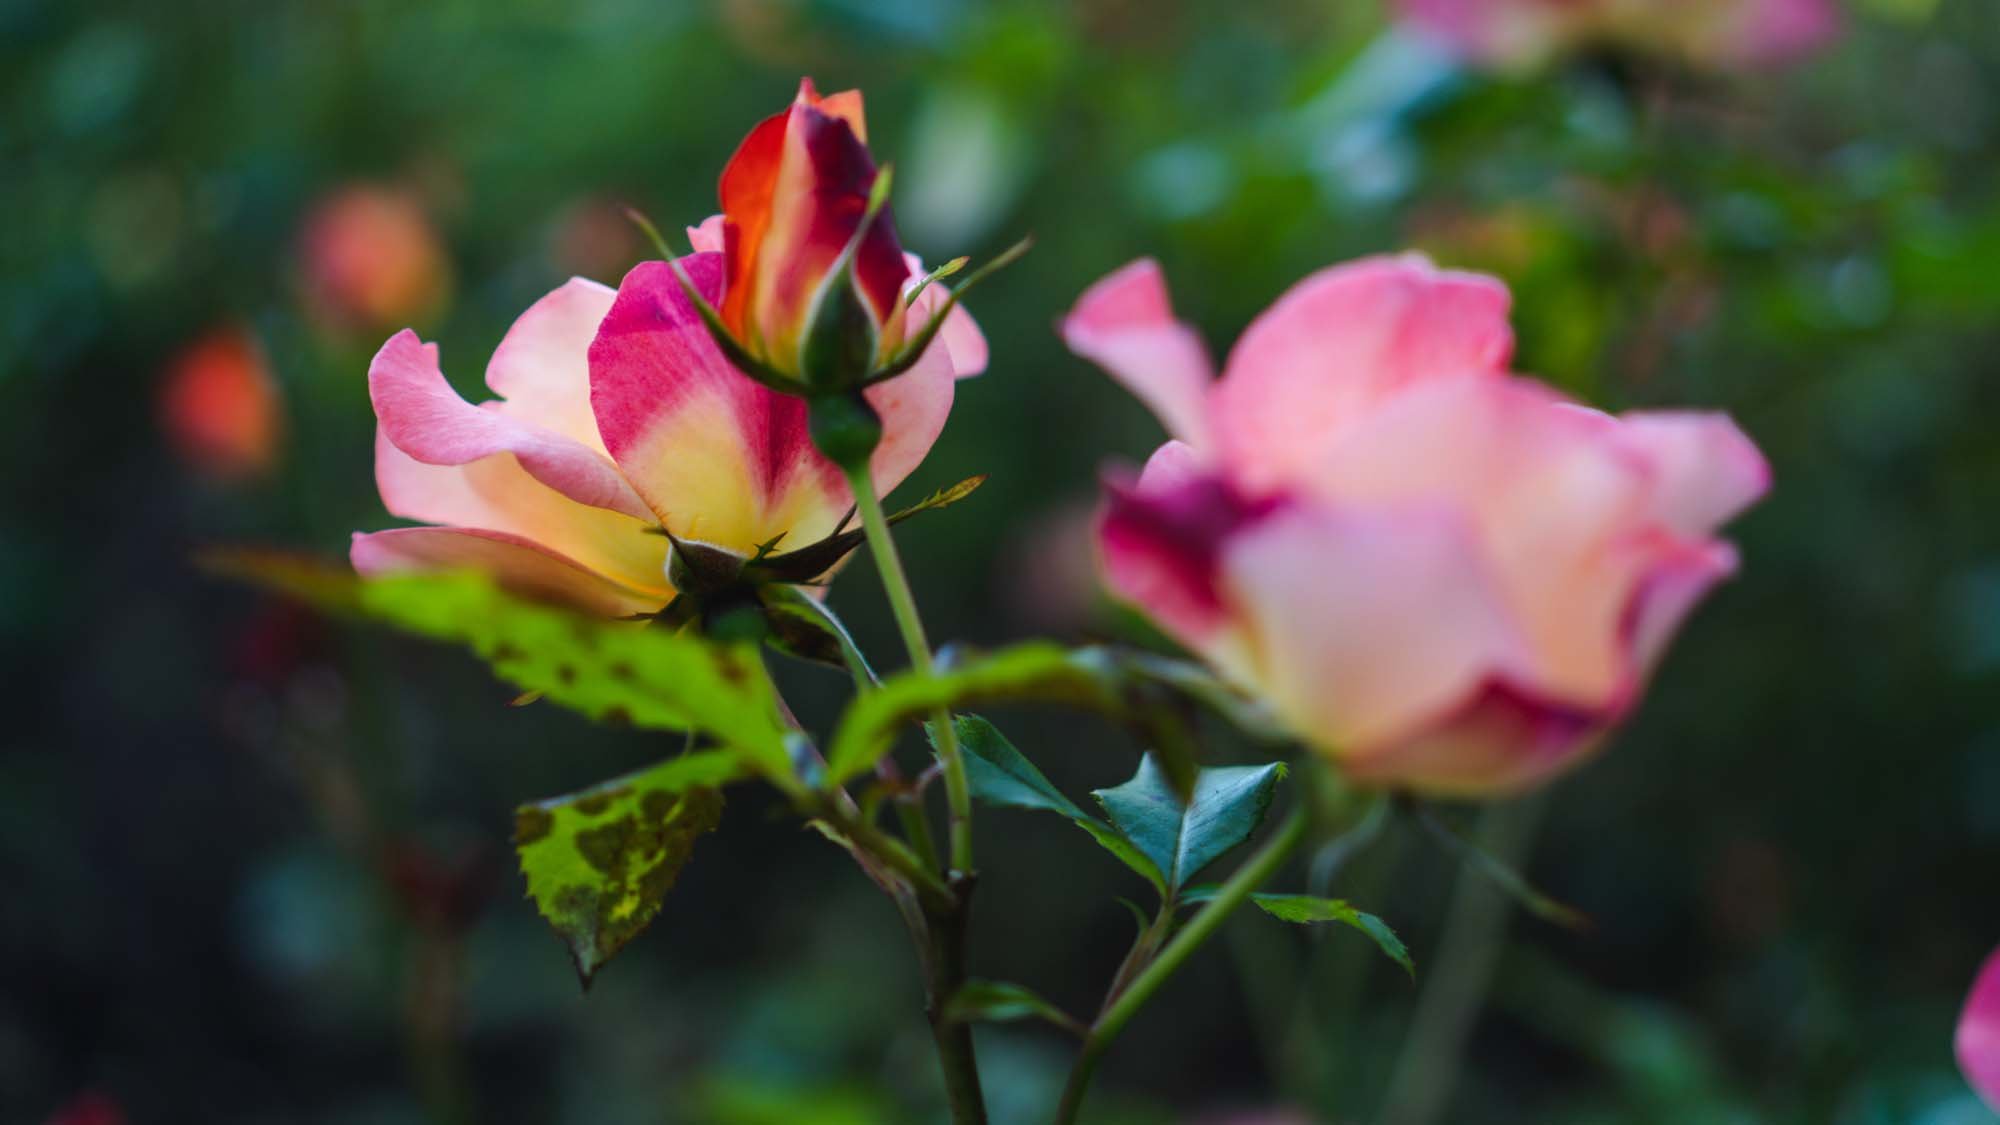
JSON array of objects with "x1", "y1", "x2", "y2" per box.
[
  {"x1": 954, "y1": 714, "x2": 1088, "y2": 819},
  {"x1": 1249, "y1": 894, "x2": 1414, "y2": 978},
  {"x1": 205, "y1": 554, "x2": 793, "y2": 778},
  {"x1": 945, "y1": 715, "x2": 1165, "y2": 890},
  {"x1": 943, "y1": 979, "x2": 1084, "y2": 1036},
  {"x1": 825, "y1": 643, "x2": 1119, "y2": 784},
  {"x1": 514, "y1": 754, "x2": 732, "y2": 987},
  {"x1": 1093, "y1": 755, "x2": 1285, "y2": 892}
]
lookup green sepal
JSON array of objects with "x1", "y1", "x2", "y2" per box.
[
  {"x1": 867, "y1": 235, "x2": 1032, "y2": 385},
  {"x1": 745, "y1": 475, "x2": 985, "y2": 585}
]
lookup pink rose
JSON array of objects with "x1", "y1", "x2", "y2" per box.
[
  {"x1": 1397, "y1": 0, "x2": 1840, "y2": 72},
  {"x1": 351, "y1": 244, "x2": 984, "y2": 616},
  {"x1": 1063, "y1": 255, "x2": 1767, "y2": 796},
  {"x1": 1962, "y1": 945, "x2": 2000, "y2": 1111}
]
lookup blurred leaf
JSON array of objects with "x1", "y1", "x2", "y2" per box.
[
  {"x1": 206, "y1": 553, "x2": 793, "y2": 777},
  {"x1": 1248, "y1": 894, "x2": 1413, "y2": 979},
  {"x1": 514, "y1": 756, "x2": 728, "y2": 987},
  {"x1": 824, "y1": 643, "x2": 1119, "y2": 783},
  {"x1": 944, "y1": 978, "x2": 1085, "y2": 1036},
  {"x1": 760, "y1": 585, "x2": 877, "y2": 682},
  {"x1": 1093, "y1": 755, "x2": 1285, "y2": 893},
  {"x1": 1416, "y1": 804, "x2": 1588, "y2": 930},
  {"x1": 947, "y1": 714, "x2": 1166, "y2": 891}
]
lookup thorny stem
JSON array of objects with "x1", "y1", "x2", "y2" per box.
[
  {"x1": 1054, "y1": 803, "x2": 1311, "y2": 1125},
  {"x1": 841, "y1": 461, "x2": 975, "y2": 875}
]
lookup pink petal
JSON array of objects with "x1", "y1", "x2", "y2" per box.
[
  {"x1": 1301, "y1": 377, "x2": 1658, "y2": 708},
  {"x1": 1097, "y1": 453, "x2": 1274, "y2": 647},
  {"x1": 1960, "y1": 945, "x2": 2000, "y2": 1112},
  {"x1": 687, "y1": 213, "x2": 726, "y2": 254},
  {"x1": 1616, "y1": 410, "x2": 1772, "y2": 538},
  {"x1": 1217, "y1": 503, "x2": 1533, "y2": 755},
  {"x1": 483, "y1": 277, "x2": 617, "y2": 453},
  {"x1": 1209, "y1": 253, "x2": 1513, "y2": 489},
  {"x1": 374, "y1": 430, "x2": 669, "y2": 596},
  {"x1": 1622, "y1": 534, "x2": 1739, "y2": 675},
  {"x1": 1341, "y1": 679, "x2": 1606, "y2": 797},
  {"x1": 588, "y1": 254, "x2": 951, "y2": 553},
  {"x1": 1061, "y1": 259, "x2": 1216, "y2": 447},
  {"x1": 370, "y1": 329, "x2": 649, "y2": 520},
  {"x1": 1734, "y1": 0, "x2": 1840, "y2": 65},
  {"x1": 350, "y1": 527, "x2": 665, "y2": 618}
]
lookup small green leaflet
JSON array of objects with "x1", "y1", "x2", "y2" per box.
[
  {"x1": 1250, "y1": 894, "x2": 1414, "y2": 979},
  {"x1": 943, "y1": 979, "x2": 1085, "y2": 1036},
  {"x1": 204, "y1": 554, "x2": 793, "y2": 778},
  {"x1": 825, "y1": 643, "x2": 1119, "y2": 784},
  {"x1": 514, "y1": 753, "x2": 733, "y2": 987},
  {"x1": 948, "y1": 715, "x2": 1165, "y2": 892},
  {"x1": 1093, "y1": 755, "x2": 1285, "y2": 892}
]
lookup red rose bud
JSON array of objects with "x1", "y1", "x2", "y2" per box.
[
  {"x1": 659, "y1": 79, "x2": 1022, "y2": 397},
  {"x1": 717, "y1": 79, "x2": 909, "y2": 388}
]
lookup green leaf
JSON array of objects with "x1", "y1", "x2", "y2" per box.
[
  {"x1": 514, "y1": 754, "x2": 731, "y2": 987},
  {"x1": 205, "y1": 554, "x2": 793, "y2": 779},
  {"x1": 760, "y1": 585, "x2": 877, "y2": 682},
  {"x1": 954, "y1": 714, "x2": 1088, "y2": 819},
  {"x1": 825, "y1": 643, "x2": 1119, "y2": 784},
  {"x1": 1093, "y1": 755, "x2": 1285, "y2": 892},
  {"x1": 946, "y1": 715, "x2": 1165, "y2": 891},
  {"x1": 1249, "y1": 894, "x2": 1414, "y2": 979},
  {"x1": 943, "y1": 979, "x2": 1085, "y2": 1036}
]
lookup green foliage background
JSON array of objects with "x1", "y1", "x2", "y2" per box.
[{"x1": 4, "y1": 0, "x2": 2000, "y2": 1121}]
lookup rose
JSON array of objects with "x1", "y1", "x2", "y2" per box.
[
  {"x1": 1962, "y1": 945, "x2": 2000, "y2": 1111},
  {"x1": 1063, "y1": 255, "x2": 1768, "y2": 796},
  {"x1": 297, "y1": 184, "x2": 452, "y2": 335},
  {"x1": 351, "y1": 243, "x2": 984, "y2": 617},
  {"x1": 1396, "y1": 0, "x2": 1839, "y2": 72}
]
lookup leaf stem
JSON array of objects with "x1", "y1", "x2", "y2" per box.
[
  {"x1": 1055, "y1": 802, "x2": 1310, "y2": 1125},
  {"x1": 841, "y1": 462, "x2": 974, "y2": 874}
]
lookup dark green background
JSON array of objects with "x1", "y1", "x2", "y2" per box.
[{"x1": 5, "y1": 0, "x2": 1999, "y2": 1121}]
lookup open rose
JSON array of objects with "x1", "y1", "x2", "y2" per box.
[
  {"x1": 350, "y1": 243, "x2": 984, "y2": 617},
  {"x1": 1397, "y1": 0, "x2": 1839, "y2": 72},
  {"x1": 1063, "y1": 255, "x2": 1767, "y2": 796},
  {"x1": 1962, "y1": 945, "x2": 2000, "y2": 1112}
]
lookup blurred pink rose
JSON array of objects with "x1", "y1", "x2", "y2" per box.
[
  {"x1": 1063, "y1": 255, "x2": 1767, "y2": 796},
  {"x1": 1397, "y1": 0, "x2": 1839, "y2": 72},
  {"x1": 351, "y1": 244, "x2": 984, "y2": 616},
  {"x1": 158, "y1": 327, "x2": 283, "y2": 480},
  {"x1": 298, "y1": 184, "x2": 452, "y2": 335},
  {"x1": 1962, "y1": 945, "x2": 2000, "y2": 1111}
]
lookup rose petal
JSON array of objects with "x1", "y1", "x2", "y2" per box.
[
  {"x1": 1209, "y1": 253, "x2": 1513, "y2": 489},
  {"x1": 904, "y1": 253, "x2": 989, "y2": 379},
  {"x1": 1097, "y1": 451, "x2": 1271, "y2": 648},
  {"x1": 1061, "y1": 258, "x2": 1215, "y2": 447},
  {"x1": 1616, "y1": 410, "x2": 1772, "y2": 538},
  {"x1": 370, "y1": 329, "x2": 649, "y2": 520},
  {"x1": 1218, "y1": 503, "x2": 1532, "y2": 754},
  {"x1": 374, "y1": 430, "x2": 669, "y2": 596},
  {"x1": 687, "y1": 213, "x2": 726, "y2": 254},
  {"x1": 483, "y1": 277, "x2": 617, "y2": 453},
  {"x1": 1959, "y1": 945, "x2": 2000, "y2": 1112},
  {"x1": 351, "y1": 527, "x2": 664, "y2": 618},
  {"x1": 589, "y1": 254, "x2": 951, "y2": 553},
  {"x1": 1341, "y1": 679, "x2": 1605, "y2": 797}
]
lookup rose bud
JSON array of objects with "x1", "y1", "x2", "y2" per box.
[{"x1": 1064, "y1": 255, "x2": 1768, "y2": 797}]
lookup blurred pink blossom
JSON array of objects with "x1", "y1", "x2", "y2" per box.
[
  {"x1": 1397, "y1": 0, "x2": 1840, "y2": 72},
  {"x1": 1065, "y1": 255, "x2": 1766, "y2": 796},
  {"x1": 1961, "y1": 944, "x2": 2000, "y2": 1111}
]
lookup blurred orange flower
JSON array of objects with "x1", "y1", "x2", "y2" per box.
[{"x1": 158, "y1": 327, "x2": 283, "y2": 480}]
